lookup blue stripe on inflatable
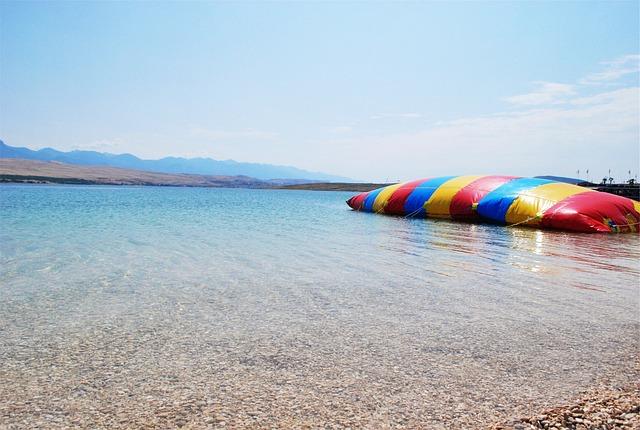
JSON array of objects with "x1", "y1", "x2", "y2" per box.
[
  {"x1": 476, "y1": 177, "x2": 553, "y2": 223},
  {"x1": 403, "y1": 176, "x2": 456, "y2": 216},
  {"x1": 363, "y1": 187, "x2": 385, "y2": 212}
]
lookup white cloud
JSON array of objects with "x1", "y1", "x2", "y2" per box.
[
  {"x1": 504, "y1": 81, "x2": 575, "y2": 106},
  {"x1": 504, "y1": 54, "x2": 640, "y2": 107},
  {"x1": 303, "y1": 60, "x2": 639, "y2": 182},
  {"x1": 579, "y1": 54, "x2": 640, "y2": 85}
]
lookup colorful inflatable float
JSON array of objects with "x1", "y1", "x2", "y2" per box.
[{"x1": 346, "y1": 175, "x2": 640, "y2": 233}]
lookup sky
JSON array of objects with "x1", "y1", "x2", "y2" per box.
[{"x1": 1, "y1": 1, "x2": 638, "y2": 182}]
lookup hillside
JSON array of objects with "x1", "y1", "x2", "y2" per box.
[{"x1": 0, "y1": 141, "x2": 350, "y2": 181}]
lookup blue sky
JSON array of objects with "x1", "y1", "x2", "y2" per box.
[{"x1": 1, "y1": 1, "x2": 638, "y2": 182}]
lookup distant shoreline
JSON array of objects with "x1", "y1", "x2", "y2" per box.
[
  {"x1": 0, "y1": 174, "x2": 266, "y2": 189},
  {"x1": 275, "y1": 182, "x2": 391, "y2": 192},
  {"x1": 0, "y1": 175, "x2": 387, "y2": 193},
  {"x1": 2, "y1": 158, "x2": 637, "y2": 198},
  {"x1": 0, "y1": 174, "x2": 257, "y2": 188}
]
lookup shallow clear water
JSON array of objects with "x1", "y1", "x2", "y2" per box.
[{"x1": 1, "y1": 184, "x2": 639, "y2": 428}]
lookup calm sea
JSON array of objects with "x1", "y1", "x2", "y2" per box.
[{"x1": 1, "y1": 184, "x2": 639, "y2": 427}]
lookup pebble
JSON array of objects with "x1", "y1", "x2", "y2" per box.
[{"x1": 493, "y1": 383, "x2": 640, "y2": 430}]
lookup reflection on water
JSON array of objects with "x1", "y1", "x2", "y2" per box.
[{"x1": 0, "y1": 184, "x2": 639, "y2": 427}]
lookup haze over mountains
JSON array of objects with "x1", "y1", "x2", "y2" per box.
[{"x1": 0, "y1": 141, "x2": 349, "y2": 181}]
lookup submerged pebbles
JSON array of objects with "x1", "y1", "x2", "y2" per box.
[{"x1": 0, "y1": 314, "x2": 637, "y2": 429}]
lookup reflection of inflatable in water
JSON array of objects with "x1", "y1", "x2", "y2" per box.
[{"x1": 346, "y1": 175, "x2": 640, "y2": 233}]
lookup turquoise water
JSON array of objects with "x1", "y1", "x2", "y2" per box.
[{"x1": 1, "y1": 184, "x2": 639, "y2": 427}]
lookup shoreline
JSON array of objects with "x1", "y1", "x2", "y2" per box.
[
  {"x1": 3, "y1": 175, "x2": 638, "y2": 199},
  {"x1": 275, "y1": 182, "x2": 391, "y2": 192},
  {"x1": 1, "y1": 175, "x2": 386, "y2": 193},
  {"x1": 493, "y1": 381, "x2": 640, "y2": 429}
]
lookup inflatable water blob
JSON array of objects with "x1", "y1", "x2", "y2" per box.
[{"x1": 346, "y1": 175, "x2": 640, "y2": 233}]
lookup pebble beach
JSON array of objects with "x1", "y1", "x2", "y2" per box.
[
  {"x1": 495, "y1": 382, "x2": 640, "y2": 429},
  {"x1": 1, "y1": 316, "x2": 638, "y2": 429}
]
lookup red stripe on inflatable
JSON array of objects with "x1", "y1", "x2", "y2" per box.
[
  {"x1": 541, "y1": 192, "x2": 640, "y2": 233},
  {"x1": 450, "y1": 175, "x2": 517, "y2": 220},
  {"x1": 347, "y1": 192, "x2": 369, "y2": 211},
  {"x1": 384, "y1": 178, "x2": 431, "y2": 215}
]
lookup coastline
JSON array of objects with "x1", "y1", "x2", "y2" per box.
[
  {"x1": 275, "y1": 182, "x2": 391, "y2": 192},
  {"x1": 0, "y1": 176, "x2": 386, "y2": 193},
  {"x1": 493, "y1": 381, "x2": 640, "y2": 429}
]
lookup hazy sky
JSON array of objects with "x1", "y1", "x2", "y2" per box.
[{"x1": 1, "y1": 1, "x2": 638, "y2": 182}]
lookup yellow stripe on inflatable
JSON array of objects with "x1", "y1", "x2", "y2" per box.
[
  {"x1": 630, "y1": 201, "x2": 640, "y2": 233},
  {"x1": 423, "y1": 175, "x2": 483, "y2": 218},
  {"x1": 505, "y1": 183, "x2": 594, "y2": 225},
  {"x1": 372, "y1": 183, "x2": 404, "y2": 213}
]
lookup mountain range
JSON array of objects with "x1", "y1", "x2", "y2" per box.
[{"x1": 0, "y1": 141, "x2": 349, "y2": 181}]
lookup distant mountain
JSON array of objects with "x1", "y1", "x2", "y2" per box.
[{"x1": 0, "y1": 141, "x2": 350, "y2": 181}]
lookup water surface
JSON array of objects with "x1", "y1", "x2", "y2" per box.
[{"x1": 1, "y1": 185, "x2": 638, "y2": 428}]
